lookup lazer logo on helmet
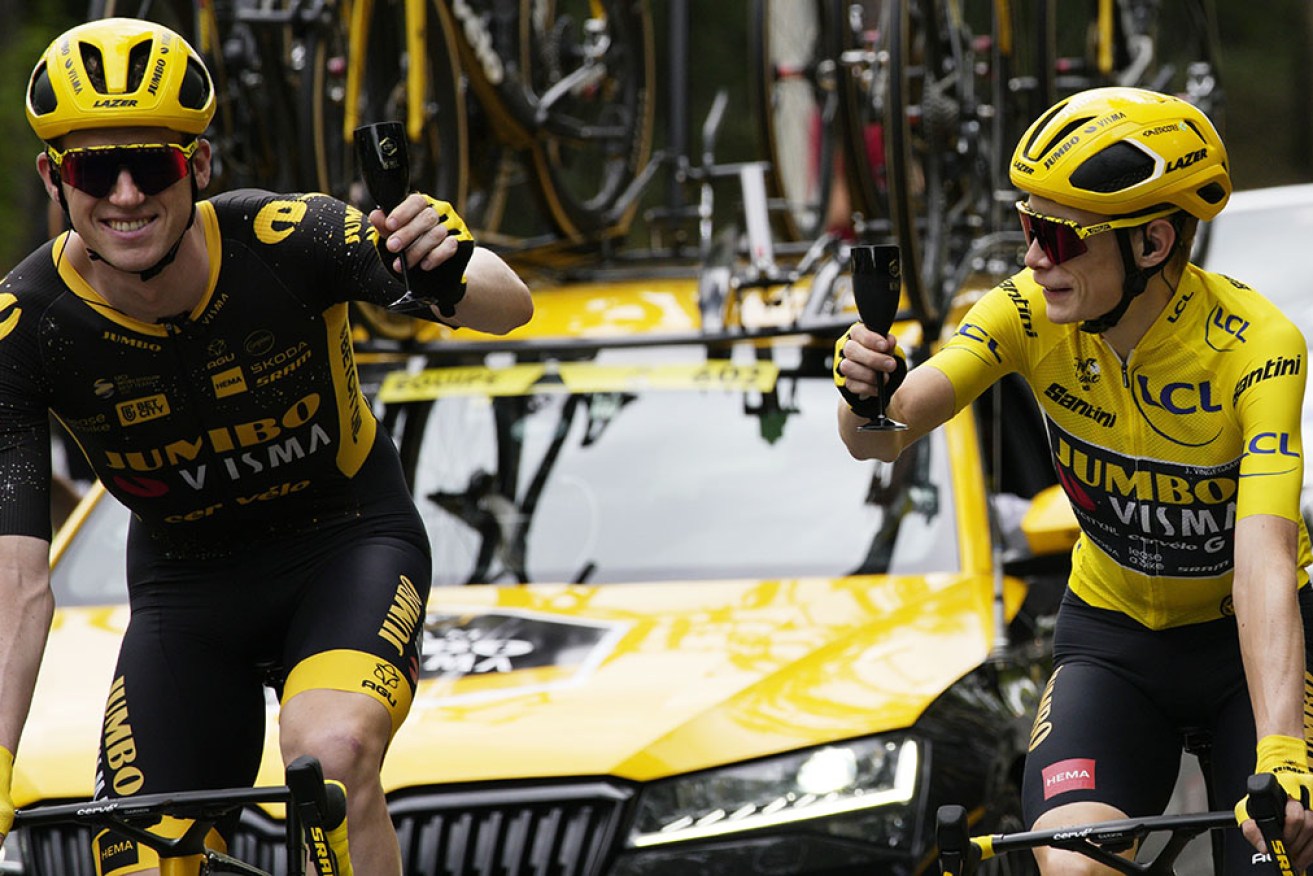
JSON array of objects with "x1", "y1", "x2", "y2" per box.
[
  {"x1": 1166, "y1": 149, "x2": 1207, "y2": 173},
  {"x1": 93, "y1": 98, "x2": 139, "y2": 109}
]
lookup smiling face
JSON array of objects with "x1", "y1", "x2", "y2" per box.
[
  {"x1": 1020, "y1": 195, "x2": 1129, "y2": 327},
  {"x1": 38, "y1": 126, "x2": 211, "y2": 278}
]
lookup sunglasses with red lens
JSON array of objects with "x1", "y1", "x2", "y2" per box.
[
  {"x1": 48, "y1": 142, "x2": 198, "y2": 199},
  {"x1": 1015, "y1": 201, "x2": 1177, "y2": 266}
]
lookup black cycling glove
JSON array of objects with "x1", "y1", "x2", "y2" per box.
[
  {"x1": 833, "y1": 324, "x2": 907, "y2": 420},
  {"x1": 384, "y1": 197, "x2": 476, "y2": 318}
]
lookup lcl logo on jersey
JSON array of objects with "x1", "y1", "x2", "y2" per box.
[
  {"x1": 1204, "y1": 305, "x2": 1250, "y2": 351},
  {"x1": 0, "y1": 292, "x2": 20, "y2": 342},
  {"x1": 1132, "y1": 375, "x2": 1223, "y2": 447},
  {"x1": 1247, "y1": 432, "x2": 1299, "y2": 458},
  {"x1": 1136, "y1": 376, "x2": 1222, "y2": 415},
  {"x1": 953, "y1": 322, "x2": 1001, "y2": 363}
]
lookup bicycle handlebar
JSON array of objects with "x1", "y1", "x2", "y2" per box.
[
  {"x1": 936, "y1": 772, "x2": 1292, "y2": 875},
  {"x1": 11, "y1": 756, "x2": 349, "y2": 876}
]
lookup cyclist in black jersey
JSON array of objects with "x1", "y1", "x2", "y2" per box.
[
  {"x1": 835, "y1": 87, "x2": 1313, "y2": 873},
  {"x1": 0, "y1": 17, "x2": 531, "y2": 876}
]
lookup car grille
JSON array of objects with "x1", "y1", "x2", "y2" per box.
[
  {"x1": 19, "y1": 781, "x2": 633, "y2": 876},
  {"x1": 390, "y1": 781, "x2": 633, "y2": 876}
]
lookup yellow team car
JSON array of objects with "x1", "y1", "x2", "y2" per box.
[{"x1": 11, "y1": 267, "x2": 1076, "y2": 875}]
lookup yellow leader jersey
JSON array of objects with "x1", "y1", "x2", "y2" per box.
[{"x1": 929, "y1": 264, "x2": 1311, "y2": 629}]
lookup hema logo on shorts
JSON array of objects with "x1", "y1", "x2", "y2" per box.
[{"x1": 1042, "y1": 758, "x2": 1096, "y2": 800}]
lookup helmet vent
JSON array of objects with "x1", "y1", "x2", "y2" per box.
[
  {"x1": 180, "y1": 57, "x2": 212, "y2": 110},
  {"x1": 1198, "y1": 182, "x2": 1227, "y2": 205},
  {"x1": 1023, "y1": 100, "x2": 1072, "y2": 155},
  {"x1": 28, "y1": 62, "x2": 57, "y2": 116},
  {"x1": 1070, "y1": 142, "x2": 1155, "y2": 194},
  {"x1": 1035, "y1": 117, "x2": 1094, "y2": 163},
  {"x1": 80, "y1": 45, "x2": 107, "y2": 92},
  {"x1": 125, "y1": 41, "x2": 152, "y2": 93}
]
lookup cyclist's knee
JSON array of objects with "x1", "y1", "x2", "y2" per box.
[{"x1": 279, "y1": 690, "x2": 391, "y2": 782}]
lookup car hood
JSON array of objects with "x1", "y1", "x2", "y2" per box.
[{"x1": 16, "y1": 572, "x2": 1013, "y2": 802}]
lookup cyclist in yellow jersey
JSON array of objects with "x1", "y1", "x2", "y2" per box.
[
  {"x1": 836, "y1": 87, "x2": 1313, "y2": 873},
  {"x1": 0, "y1": 17, "x2": 531, "y2": 876}
]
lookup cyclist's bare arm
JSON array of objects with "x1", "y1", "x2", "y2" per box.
[
  {"x1": 0, "y1": 534, "x2": 55, "y2": 844},
  {"x1": 440, "y1": 247, "x2": 533, "y2": 335},
  {"x1": 837, "y1": 324, "x2": 957, "y2": 462},
  {"x1": 1232, "y1": 513, "x2": 1313, "y2": 867}
]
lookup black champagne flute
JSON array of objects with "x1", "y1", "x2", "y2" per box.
[
  {"x1": 354, "y1": 121, "x2": 414, "y2": 306},
  {"x1": 850, "y1": 244, "x2": 908, "y2": 431}
]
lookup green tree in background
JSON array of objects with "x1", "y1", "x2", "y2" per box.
[{"x1": 0, "y1": 3, "x2": 79, "y2": 271}]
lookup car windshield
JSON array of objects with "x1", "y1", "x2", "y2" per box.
[{"x1": 50, "y1": 341, "x2": 959, "y2": 603}]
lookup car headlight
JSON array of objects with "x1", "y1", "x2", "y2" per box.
[{"x1": 628, "y1": 736, "x2": 919, "y2": 848}]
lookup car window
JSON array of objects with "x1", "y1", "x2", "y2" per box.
[
  {"x1": 52, "y1": 343, "x2": 961, "y2": 603},
  {"x1": 396, "y1": 344, "x2": 958, "y2": 586}
]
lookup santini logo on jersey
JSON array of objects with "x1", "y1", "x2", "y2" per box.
[
  {"x1": 1233, "y1": 355, "x2": 1301, "y2": 404},
  {"x1": 1045, "y1": 382, "x2": 1115, "y2": 427}
]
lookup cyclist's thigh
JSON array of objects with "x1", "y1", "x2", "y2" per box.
[
  {"x1": 99, "y1": 602, "x2": 268, "y2": 797},
  {"x1": 279, "y1": 533, "x2": 432, "y2": 736},
  {"x1": 94, "y1": 598, "x2": 268, "y2": 875},
  {"x1": 1023, "y1": 660, "x2": 1182, "y2": 825}
]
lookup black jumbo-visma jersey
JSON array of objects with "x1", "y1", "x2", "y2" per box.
[{"x1": 0, "y1": 189, "x2": 432, "y2": 549}]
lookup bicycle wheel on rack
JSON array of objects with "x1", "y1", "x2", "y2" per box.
[
  {"x1": 304, "y1": 0, "x2": 469, "y2": 342},
  {"x1": 301, "y1": 0, "x2": 469, "y2": 212},
  {"x1": 883, "y1": 0, "x2": 986, "y2": 332},
  {"x1": 833, "y1": 0, "x2": 897, "y2": 239},
  {"x1": 1052, "y1": 0, "x2": 1224, "y2": 126},
  {"x1": 750, "y1": 0, "x2": 842, "y2": 243},
  {"x1": 514, "y1": 0, "x2": 656, "y2": 243},
  {"x1": 215, "y1": 2, "x2": 305, "y2": 192}
]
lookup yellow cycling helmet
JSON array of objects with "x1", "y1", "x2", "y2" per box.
[
  {"x1": 1010, "y1": 86, "x2": 1230, "y2": 221},
  {"x1": 26, "y1": 17, "x2": 214, "y2": 142}
]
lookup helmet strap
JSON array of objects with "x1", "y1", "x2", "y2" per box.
[{"x1": 1079, "y1": 225, "x2": 1176, "y2": 335}]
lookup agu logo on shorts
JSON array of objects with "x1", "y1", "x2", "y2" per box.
[{"x1": 1042, "y1": 758, "x2": 1097, "y2": 800}]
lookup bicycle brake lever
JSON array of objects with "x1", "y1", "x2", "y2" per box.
[
  {"x1": 1246, "y1": 773, "x2": 1296, "y2": 876},
  {"x1": 354, "y1": 121, "x2": 413, "y2": 302}
]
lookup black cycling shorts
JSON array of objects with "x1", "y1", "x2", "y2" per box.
[
  {"x1": 1022, "y1": 586, "x2": 1313, "y2": 874},
  {"x1": 92, "y1": 525, "x2": 430, "y2": 874}
]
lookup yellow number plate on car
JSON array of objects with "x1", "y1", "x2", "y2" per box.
[{"x1": 378, "y1": 361, "x2": 780, "y2": 402}]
